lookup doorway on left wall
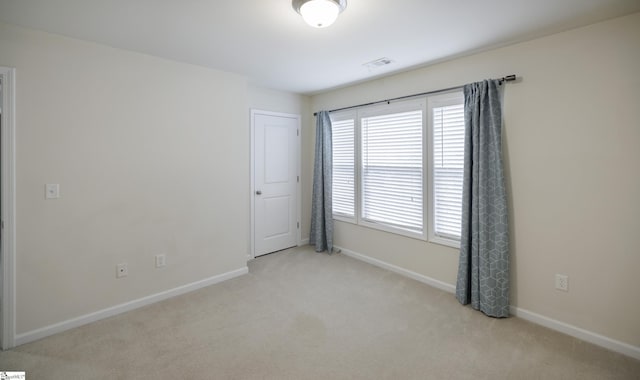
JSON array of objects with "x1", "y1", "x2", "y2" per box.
[
  {"x1": 0, "y1": 66, "x2": 16, "y2": 349},
  {"x1": 251, "y1": 110, "x2": 301, "y2": 258}
]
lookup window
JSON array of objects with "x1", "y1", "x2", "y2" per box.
[
  {"x1": 331, "y1": 113, "x2": 356, "y2": 220},
  {"x1": 428, "y1": 92, "x2": 465, "y2": 246},
  {"x1": 330, "y1": 92, "x2": 464, "y2": 247},
  {"x1": 360, "y1": 103, "x2": 424, "y2": 235}
]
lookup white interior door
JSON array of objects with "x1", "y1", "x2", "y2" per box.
[
  {"x1": 1, "y1": 67, "x2": 16, "y2": 349},
  {"x1": 252, "y1": 111, "x2": 300, "y2": 257}
]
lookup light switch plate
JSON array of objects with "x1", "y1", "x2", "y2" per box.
[
  {"x1": 45, "y1": 184, "x2": 60, "y2": 199},
  {"x1": 155, "y1": 254, "x2": 166, "y2": 268}
]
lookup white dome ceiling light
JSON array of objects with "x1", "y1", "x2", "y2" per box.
[{"x1": 292, "y1": 0, "x2": 347, "y2": 28}]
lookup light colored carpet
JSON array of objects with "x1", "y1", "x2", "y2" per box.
[{"x1": 1, "y1": 245, "x2": 638, "y2": 379}]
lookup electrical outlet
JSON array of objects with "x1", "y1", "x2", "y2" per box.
[
  {"x1": 45, "y1": 184, "x2": 60, "y2": 199},
  {"x1": 155, "y1": 254, "x2": 166, "y2": 268},
  {"x1": 116, "y1": 263, "x2": 128, "y2": 278},
  {"x1": 555, "y1": 274, "x2": 568, "y2": 292}
]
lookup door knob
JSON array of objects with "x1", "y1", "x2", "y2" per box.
[{"x1": 256, "y1": 190, "x2": 262, "y2": 195}]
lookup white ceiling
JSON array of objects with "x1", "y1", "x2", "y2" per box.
[{"x1": 1, "y1": 0, "x2": 639, "y2": 94}]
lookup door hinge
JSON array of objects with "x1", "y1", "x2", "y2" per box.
[
  {"x1": 297, "y1": 176, "x2": 299, "y2": 183},
  {"x1": 297, "y1": 222, "x2": 300, "y2": 229},
  {"x1": 297, "y1": 129, "x2": 299, "y2": 136}
]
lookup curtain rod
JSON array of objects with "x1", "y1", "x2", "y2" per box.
[{"x1": 313, "y1": 74, "x2": 517, "y2": 116}]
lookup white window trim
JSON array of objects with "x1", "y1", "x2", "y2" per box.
[
  {"x1": 330, "y1": 92, "x2": 465, "y2": 248},
  {"x1": 357, "y1": 100, "x2": 427, "y2": 240},
  {"x1": 330, "y1": 110, "x2": 357, "y2": 224},
  {"x1": 333, "y1": 212, "x2": 356, "y2": 224},
  {"x1": 427, "y1": 91, "x2": 464, "y2": 249}
]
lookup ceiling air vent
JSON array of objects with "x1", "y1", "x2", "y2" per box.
[{"x1": 363, "y1": 57, "x2": 394, "y2": 69}]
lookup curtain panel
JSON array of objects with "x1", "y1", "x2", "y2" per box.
[
  {"x1": 310, "y1": 111, "x2": 334, "y2": 252},
  {"x1": 455, "y1": 79, "x2": 510, "y2": 318}
]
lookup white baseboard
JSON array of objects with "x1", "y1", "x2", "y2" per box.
[
  {"x1": 14, "y1": 267, "x2": 249, "y2": 346},
  {"x1": 299, "y1": 238, "x2": 309, "y2": 246},
  {"x1": 336, "y1": 245, "x2": 640, "y2": 361},
  {"x1": 336, "y1": 246, "x2": 456, "y2": 294},
  {"x1": 510, "y1": 306, "x2": 640, "y2": 360}
]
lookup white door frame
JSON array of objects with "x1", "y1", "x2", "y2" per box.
[
  {"x1": 250, "y1": 109, "x2": 301, "y2": 259},
  {"x1": 1, "y1": 67, "x2": 17, "y2": 349}
]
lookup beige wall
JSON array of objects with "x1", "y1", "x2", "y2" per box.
[
  {"x1": 248, "y1": 85, "x2": 308, "y2": 116},
  {"x1": 0, "y1": 22, "x2": 250, "y2": 334},
  {"x1": 311, "y1": 13, "x2": 640, "y2": 347},
  {"x1": 2, "y1": 10, "x2": 638, "y2": 351}
]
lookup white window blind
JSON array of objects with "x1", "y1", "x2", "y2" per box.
[
  {"x1": 329, "y1": 94, "x2": 463, "y2": 246},
  {"x1": 432, "y1": 102, "x2": 465, "y2": 240},
  {"x1": 361, "y1": 109, "x2": 423, "y2": 233},
  {"x1": 332, "y1": 117, "x2": 355, "y2": 218}
]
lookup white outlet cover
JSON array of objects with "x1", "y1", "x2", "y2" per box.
[
  {"x1": 555, "y1": 274, "x2": 569, "y2": 291},
  {"x1": 155, "y1": 254, "x2": 166, "y2": 268},
  {"x1": 45, "y1": 184, "x2": 60, "y2": 199},
  {"x1": 116, "y1": 263, "x2": 128, "y2": 278}
]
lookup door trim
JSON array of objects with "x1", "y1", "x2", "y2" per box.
[
  {"x1": 250, "y1": 109, "x2": 301, "y2": 260},
  {"x1": 1, "y1": 67, "x2": 17, "y2": 349}
]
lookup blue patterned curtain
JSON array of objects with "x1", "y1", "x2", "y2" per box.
[
  {"x1": 309, "y1": 111, "x2": 334, "y2": 252},
  {"x1": 455, "y1": 80, "x2": 510, "y2": 318}
]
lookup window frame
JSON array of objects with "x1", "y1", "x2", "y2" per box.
[
  {"x1": 427, "y1": 91, "x2": 465, "y2": 248},
  {"x1": 357, "y1": 99, "x2": 427, "y2": 240},
  {"x1": 330, "y1": 91, "x2": 464, "y2": 248},
  {"x1": 330, "y1": 110, "x2": 357, "y2": 223}
]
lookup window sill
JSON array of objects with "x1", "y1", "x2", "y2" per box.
[
  {"x1": 428, "y1": 235, "x2": 460, "y2": 250},
  {"x1": 333, "y1": 214, "x2": 356, "y2": 224},
  {"x1": 333, "y1": 216, "x2": 425, "y2": 241},
  {"x1": 333, "y1": 215, "x2": 460, "y2": 250}
]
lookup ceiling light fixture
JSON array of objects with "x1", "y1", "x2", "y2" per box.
[{"x1": 292, "y1": 0, "x2": 347, "y2": 28}]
